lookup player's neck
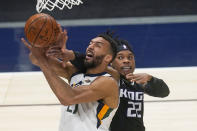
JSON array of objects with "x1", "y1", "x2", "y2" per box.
[{"x1": 86, "y1": 64, "x2": 106, "y2": 74}]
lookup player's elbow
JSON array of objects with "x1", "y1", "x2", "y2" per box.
[
  {"x1": 59, "y1": 97, "x2": 76, "y2": 106},
  {"x1": 161, "y1": 88, "x2": 170, "y2": 97},
  {"x1": 158, "y1": 87, "x2": 170, "y2": 98}
]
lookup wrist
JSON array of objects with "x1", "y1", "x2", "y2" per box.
[
  {"x1": 67, "y1": 50, "x2": 75, "y2": 60},
  {"x1": 62, "y1": 49, "x2": 75, "y2": 61},
  {"x1": 38, "y1": 58, "x2": 49, "y2": 69}
]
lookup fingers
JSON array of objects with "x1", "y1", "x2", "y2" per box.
[
  {"x1": 46, "y1": 28, "x2": 69, "y2": 60},
  {"x1": 21, "y1": 38, "x2": 32, "y2": 50},
  {"x1": 133, "y1": 74, "x2": 144, "y2": 80},
  {"x1": 131, "y1": 73, "x2": 149, "y2": 85},
  {"x1": 48, "y1": 45, "x2": 61, "y2": 50},
  {"x1": 61, "y1": 29, "x2": 68, "y2": 49},
  {"x1": 126, "y1": 73, "x2": 144, "y2": 84},
  {"x1": 46, "y1": 49, "x2": 64, "y2": 60},
  {"x1": 47, "y1": 45, "x2": 61, "y2": 54},
  {"x1": 48, "y1": 54, "x2": 62, "y2": 63},
  {"x1": 126, "y1": 73, "x2": 134, "y2": 81},
  {"x1": 55, "y1": 32, "x2": 66, "y2": 47},
  {"x1": 57, "y1": 23, "x2": 62, "y2": 32},
  {"x1": 52, "y1": 24, "x2": 68, "y2": 50},
  {"x1": 62, "y1": 61, "x2": 67, "y2": 68},
  {"x1": 46, "y1": 51, "x2": 63, "y2": 59}
]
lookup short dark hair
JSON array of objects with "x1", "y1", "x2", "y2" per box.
[{"x1": 97, "y1": 31, "x2": 118, "y2": 61}]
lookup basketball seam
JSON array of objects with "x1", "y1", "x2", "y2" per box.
[
  {"x1": 33, "y1": 16, "x2": 48, "y2": 47},
  {"x1": 26, "y1": 15, "x2": 47, "y2": 47},
  {"x1": 46, "y1": 16, "x2": 54, "y2": 46}
]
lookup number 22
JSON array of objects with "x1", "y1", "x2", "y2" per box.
[{"x1": 127, "y1": 101, "x2": 141, "y2": 118}]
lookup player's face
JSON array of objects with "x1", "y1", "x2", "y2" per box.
[
  {"x1": 112, "y1": 50, "x2": 135, "y2": 76},
  {"x1": 84, "y1": 37, "x2": 111, "y2": 68}
]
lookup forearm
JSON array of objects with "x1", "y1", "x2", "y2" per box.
[
  {"x1": 70, "y1": 51, "x2": 86, "y2": 72},
  {"x1": 60, "y1": 49, "x2": 75, "y2": 64},
  {"x1": 47, "y1": 58, "x2": 68, "y2": 78},
  {"x1": 39, "y1": 60, "x2": 75, "y2": 105},
  {"x1": 30, "y1": 53, "x2": 69, "y2": 78},
  {"x1": 144, "y1": 77, "x2": 170, "y2": 97}
]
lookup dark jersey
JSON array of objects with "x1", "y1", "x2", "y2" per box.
[
  {"x1": 110, "y1": 75, "x2": 169, "y2": 131},
  {"x1": 110, "y1": 75, "x2": 145, "y2": 131}
]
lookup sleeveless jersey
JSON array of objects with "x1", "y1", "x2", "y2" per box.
[{"x1": 59, "y1": 72, "x2": 118, "y2": 131}]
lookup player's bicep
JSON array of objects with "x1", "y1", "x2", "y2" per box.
[
  {"x1": 71, "y1": 77, "x2": 118, "y2": 104},
  {"x1": 70, "y1": 86, "x2": 102, "y2": 104}
]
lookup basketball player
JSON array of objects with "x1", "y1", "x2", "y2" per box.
[
  {"x1": 21, "y1": 31, "x2": 119, "y2": 131},
  {"x1": 108, "y1": 39, "x2": 170, "y2": 131}
]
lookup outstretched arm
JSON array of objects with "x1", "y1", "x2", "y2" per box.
[
  {"x1": 21, "y1": 28, "x2": 77, "y2": 79},
  {"x1": 27, "y1": 46, "x2": 118, "y2": 108},
  {"x1": 46, "y1": 29, "x2": 87, "y2": 75},
  {"x1": 21, "y1": 31, "x2": 119, "y2": 108},
  {"x1": 144, "y1": 76, "x2": 170, "y2": 97},
  {"x1": 126, "y1": 73, "x2": 170, "y2": 97}
]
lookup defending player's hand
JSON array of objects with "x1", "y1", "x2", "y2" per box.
[
  {"x1": 126, "y1": 73, "x2": 152, "y2": 86},
  {"x1": 55, "y1": 28, "x2": 75, "y2": 64},
  {"x1": 46, "y1": 28, "x2": 67, "y2": 58},
  {"x1": 46, "y1": 28, "x2": 75, "y2": 67}
]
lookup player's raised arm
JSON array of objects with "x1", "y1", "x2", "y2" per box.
[
  {"x1": 45, "y1": 29, "x2": 78, "y2": 79},
  {"x1": 23, "y1": 29, "x2": 120, "y2": 131},
  {"x1": 61, "y1": 76, "x2": 119, "y2": 108},
  {"x1": 21, "y1": 31, "x2": 77, "y2": 80}
]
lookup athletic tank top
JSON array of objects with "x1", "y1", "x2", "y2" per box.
[{"x1": 59, "y1": 72, "x2": 118, "y2": 131}]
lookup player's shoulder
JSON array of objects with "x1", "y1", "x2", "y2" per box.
[
  {"x1": 94, "y1": 73, "x2": 118, "y2": 87},
  {"x1": 99, "y1": 75, "x2": 116, "y2": 81}
]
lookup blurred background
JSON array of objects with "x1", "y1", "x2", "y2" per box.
[
  {"x1": 0, "y1": 0, "x2": 197, "y2": 131},
  {"x1": 0, "y1": 0, "x2": 197, "y2": 71}
]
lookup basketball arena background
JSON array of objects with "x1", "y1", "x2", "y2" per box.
[
  {"x1": 0, "y1": 0, "x2": 197, "y2": 131},
  {"x1": 0, "y1": 0, "x2": 197, "y2": 71}
]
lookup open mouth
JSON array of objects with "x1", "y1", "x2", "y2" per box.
[
  {"x1": 121, "y1": 66, "x2": 132, "y2": 73},
  {"x1": 121, "y1": 66, "x2": 131, "y2": 70},
  {"x1": 86, "y1": 50, "x2": 94, "y2": 60}
]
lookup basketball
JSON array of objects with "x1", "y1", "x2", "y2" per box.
[{"x1": 24, "y1": 13, "x2": 60, "y2": 47}]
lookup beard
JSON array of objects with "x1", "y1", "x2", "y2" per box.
[{"x1": 84, "y1": 55, "x2": 105, "y2": 69}]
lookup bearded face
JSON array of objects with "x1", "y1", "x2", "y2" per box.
[
  {"x1": 84, "y1": 37, "x2": 112, "y2": 69},
  {"x1": 84, "y1": 55, "x2": 105, "y2": 69}
]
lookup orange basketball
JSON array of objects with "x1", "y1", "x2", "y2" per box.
[{"x1": 24, "y1": 13, "x2": 60, "y2": 47}]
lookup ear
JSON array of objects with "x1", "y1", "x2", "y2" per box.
[{"x1": 104, "y1": 54, "x2": 113, "y2": 63}]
